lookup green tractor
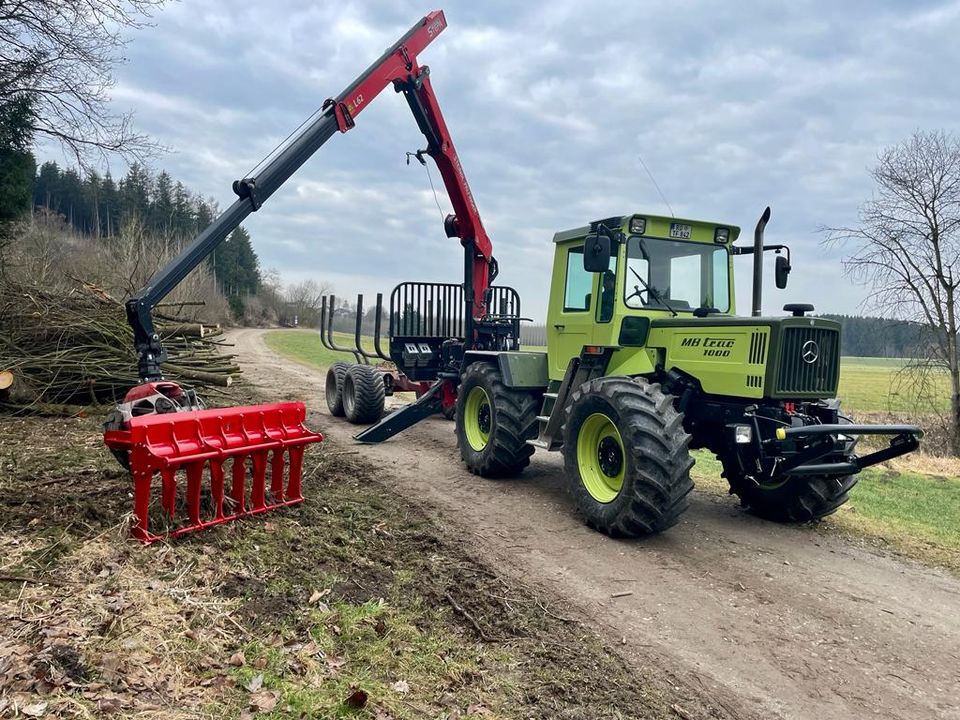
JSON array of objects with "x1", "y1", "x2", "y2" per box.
[{"x1": 450, "y1": 209, "x2": 922, "y2": 536}]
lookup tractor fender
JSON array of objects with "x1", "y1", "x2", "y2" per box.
[{"x1": 463, "y1": 350, "x2": 549, "y2": 389}]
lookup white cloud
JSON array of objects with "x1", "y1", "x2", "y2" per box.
[{"x1": 35, "y1": 0, "x2": 960, "y2": 321}]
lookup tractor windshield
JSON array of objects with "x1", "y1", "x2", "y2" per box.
[{"x1": 624, "y1": 236, "x2": 730, "y2": 313}]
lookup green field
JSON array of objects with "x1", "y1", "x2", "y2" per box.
[
  {"x1": 264, "y1": 328, "x2": 374, "y2": 370},
  {"x1": 838, "y1": 356, "x2": 949, "y2": 413},
  {"x1": 265, "y1": 331, "x2": 945, "y2": 415}
]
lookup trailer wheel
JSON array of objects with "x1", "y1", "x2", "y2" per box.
[
  {"x1": 343, "y1": 364, "x2": 385, "y2": 424},
  {"x1": 325, "y1": 361, "x2": 351, "y2": 417},
  {"x1": 455, "y1": 363, "x2": 538, "y2": 477},
  {"x1": 722, "y1": 462, "x2": 859, "y2": 522},
  {"x1": 562, "y1": 377, "x2": 694, "y2": 537}
]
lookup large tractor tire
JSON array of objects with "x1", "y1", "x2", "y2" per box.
[
  {"x1": 721, "y1": 461, "x2": 859, "y2": 522},
  {"x1": 562, "y1": 376, "x2": 694, "y2": 537},
  {"x1": 325, "y1": 361, "x2": 351, "y2": 417},
  {"x1": 343, "y1": 364, "x2": 386, "y2": 424},
  {"x1": 455, "y1": 363, "x2": 539, "y2": 478}
]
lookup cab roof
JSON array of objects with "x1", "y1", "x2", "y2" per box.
[{"x1": 552, "y1": 213, "x2": 742, "y2": 243}]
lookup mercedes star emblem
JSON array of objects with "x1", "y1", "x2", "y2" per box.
[{"x1": 801, "y1": 340, "x2": 820, "y2": 364}]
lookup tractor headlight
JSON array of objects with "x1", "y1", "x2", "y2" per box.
[
  {"x1": 629, "y1": 216, "x2": 646, "y2": 234},
  {"x1": 714, "y1": 227, "x2": 730, "y2": 244},
  {"x1": 732, "y1": 424, "x2": 752, "y2": 444}
]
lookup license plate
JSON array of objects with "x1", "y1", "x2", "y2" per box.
[{"x1": 669, "y1": 223, "x2": 692, "y2": 239}]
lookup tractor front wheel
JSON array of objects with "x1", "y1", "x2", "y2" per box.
[
  {"x1": 455, "y1": 363, "x2": 538, "y2": 477},
  {"x1": 721, "y1": 461, "x2": 858, "y2": 522},
  {"x1": 563, "y1": 377, "x2": 694, "y2": 537}
]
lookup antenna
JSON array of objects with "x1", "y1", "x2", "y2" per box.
[{"x1": 637, "y1": 152, "x2": 675, "y2": 218}]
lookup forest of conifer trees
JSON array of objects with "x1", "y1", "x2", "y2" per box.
[{"x1": 30, "y1": 161, "x2": 262, "y2": 317}]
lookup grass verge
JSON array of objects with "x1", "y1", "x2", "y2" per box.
[{"x1": 691, "y1": 450, "x2": 960, "y2": 573}]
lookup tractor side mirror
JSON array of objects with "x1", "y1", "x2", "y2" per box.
[
  {"x1": 583, "y1": 232, "x2": 611, "y2": 273},
  {"x1": 775, "y1": 254, "x2": 791, "y2": 289}
]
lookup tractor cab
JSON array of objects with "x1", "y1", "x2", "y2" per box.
[{"x1": 546, "y1": 214, "x2": 741, "y2": 381}]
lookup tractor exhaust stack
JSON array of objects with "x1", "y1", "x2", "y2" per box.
[{"x1": 751, "y1": 206, "x2": 771, "y2": 317}]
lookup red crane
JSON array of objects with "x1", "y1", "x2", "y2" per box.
[{"x1": 106, "y1": 10, "x2": 509, "y2": 542}]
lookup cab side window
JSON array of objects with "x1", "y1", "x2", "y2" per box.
[{"x1": 563, "y1": 246, "x2": 593, "y2": 312}]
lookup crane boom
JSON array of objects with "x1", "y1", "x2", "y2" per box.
[{"x1": 126, "y1": 10, "x2": 494, "y2": 381}]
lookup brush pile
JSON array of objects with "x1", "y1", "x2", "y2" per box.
[{"x1": 0, "y1": 280, "x2": 239, "y2": 413}]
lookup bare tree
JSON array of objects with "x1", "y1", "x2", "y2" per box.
[
  {"x1": 285, "y1": 279, "x2": 332, "y2": 328},
  {"x1": 0, "y1": 0, "x2": 165, "y2": 166},
  {"x1": 825, "y1": 130, "x2": 960, "y2": 453}
]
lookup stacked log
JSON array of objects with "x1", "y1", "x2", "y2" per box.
[{"x1": 0, "y1": 281, "x2": 239, "y2": 412}]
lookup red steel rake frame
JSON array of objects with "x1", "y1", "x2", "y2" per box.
[{"x1": 105, "y1": 402, "x2": 322, "y2": 543}]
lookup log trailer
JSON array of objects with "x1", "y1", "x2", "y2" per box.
[{"x1": 105, "y1": 10, "x2": 923, "y2": 542}]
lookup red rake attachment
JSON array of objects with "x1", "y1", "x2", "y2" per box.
[{"x1": 104, "y1": 401, "x2": 322, "y2": 543}]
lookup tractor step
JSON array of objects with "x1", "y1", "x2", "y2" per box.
[
  {"x1": 526, "y1": 438, "x2": 551, "y2": 449},
  {"x1": 536, "y1": 415, "x2": 551, "y2": 422}
]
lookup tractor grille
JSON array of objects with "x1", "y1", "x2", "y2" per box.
[{"x1": 775, "y1": 327, "x2": 840, "y2": 396}]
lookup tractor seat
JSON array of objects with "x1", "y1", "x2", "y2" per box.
[{"x1": 783, "y1": 303, "x2": 815, "y2": 317}]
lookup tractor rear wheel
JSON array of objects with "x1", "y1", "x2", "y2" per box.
[
  {"x1": 563, "y1": 376, "x2": 694, "y2": 537},
  {"x1": 455, "y1": 363, "x2": 538, "y2": 477},
  {"x1": 325, "y1": 361, "x2": 351, "y2": 417},
  {"x1": 343, "y1": 364, "x2": 385, "y2": 424},
  {"x1": 721, "y1": 461, "x2": 858, "y2": 522}
]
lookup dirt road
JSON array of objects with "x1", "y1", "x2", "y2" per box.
[{"x1": 231, "y1": 328, "x2": 960, "y2": 720}]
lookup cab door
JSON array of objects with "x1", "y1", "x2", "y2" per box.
[{"x1": 546, "y1": 242, "x2": 597, "y2": 380}]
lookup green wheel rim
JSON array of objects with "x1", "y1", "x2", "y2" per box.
[
  {"x1": 577, "y1": 412, "x2": 626, "y2": 503},
  {"x1": 464, "y1": 386, "x2": 492, "y2": 451}
]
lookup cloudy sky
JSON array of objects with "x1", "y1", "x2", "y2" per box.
[{"x1": 43, "y1": 0, "x2": 960, "y2": 320}]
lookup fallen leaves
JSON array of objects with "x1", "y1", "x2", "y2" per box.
[
  {"x1": 228, "y1": 651, "x2": 246, "y2": 667},
  {"x1": 308, "y1": 588, "x2": 331, "y2": 605},
  {"x1": 466, "y1": 704, "x2": 493, "y2": 717},
  {"x1": 20, "y1": 702, "x2": 47, "y2": 718},
  {"x1": 325, "y1": 654, "x2": 347, "y2": 670},
  {"x1": 249, "y1": 690, "x2": 279, "y2": 713},
  {"x1": 97, "y1": 695, "x2": 123, "y2": 715},
  {"x1": 0, "y1": 535, "x2": 259, "y2": 719}
]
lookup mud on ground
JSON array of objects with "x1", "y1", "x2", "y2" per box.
[{"x1": 0, "y1": 413, "x2": 709, "y2": 719}]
